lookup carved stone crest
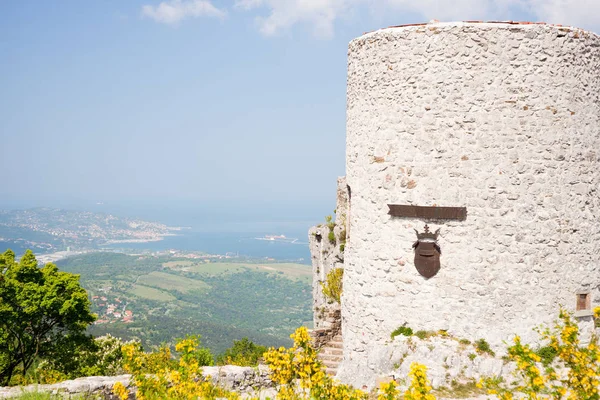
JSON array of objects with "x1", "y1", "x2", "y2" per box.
[{"x1": 412, "y1": 225, "x2": 441, "y2": 278}]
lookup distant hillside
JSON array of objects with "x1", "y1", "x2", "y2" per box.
[
  {"x1": 0, "y1": 207, "x2": 177, "y2": 252},
  {"x1": 56, "y1": 252, "x2": 313, "y2": 355}
]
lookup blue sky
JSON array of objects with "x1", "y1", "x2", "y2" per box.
[{"x1": 1, "y1": 0, "x2": 598, "y2": 227}]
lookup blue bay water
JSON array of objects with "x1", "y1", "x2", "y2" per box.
[
  {"x1": 0, "y1": 202, "x2": 322, "y2": 263},
  {"x1": 92, "y1": 203, "x2": 320, "y2": 264},
  {"x1": 106, "y1": 230, "x2": 312, "y2": 264}
]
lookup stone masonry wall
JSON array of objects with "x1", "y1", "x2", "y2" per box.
[
  {"x1": 309, "y1": 177, "x2": 348, "y2": 335},
  {"x1": 339, "y1": 22, "x2": 600, "y2": 387}
]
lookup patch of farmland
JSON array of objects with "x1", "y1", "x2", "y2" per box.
[
  {"x1": 181, "y1": 262, "x2": 311, "y2": 283},
  {"x1": 137, "y1": 271, "x2": 210, "y2": 293},
  {"x1": 130, "y1": 284, "x2": 176, "y2": 302}
]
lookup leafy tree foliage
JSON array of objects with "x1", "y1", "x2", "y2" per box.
[
  {"x1": 216, "y1": 337, "x2": 267, "y2": 366},
  {"x1": 0, "y1": 250, "x2": 96, "y2": 385},
  {"x1": 35, "y1": 334, "x2": 131, "y2": 383}
]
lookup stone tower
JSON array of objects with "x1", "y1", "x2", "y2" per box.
[{"x1": 337, "y1": 21, "x2": 600, "y2": 386}]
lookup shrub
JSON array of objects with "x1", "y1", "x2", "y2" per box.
[
  {"x1": 321, "y1": 268, "x2": 343, "y2": 304},
  {"x1": 379, "y1": 363, "x2": 436, "y2": 400},
  {"x1": 483, "y1": 306, "x2": 600, "y2": 399},
  {"x1": 324, "y1": 214, "x2": 337, "y2": 245},
  {"x1": 325, "y1": 215, "x2": 335, "y2": 231},
  {"x1": 535, "y1": 345, "x2": 558, "y2": 367},
  {"x1": 114, "y1": 335, "x2": 225, "y2": 400},
  {"x1": 264, "y1": 327, "x2": 366, "y2": 400},
  {"x1": 265, "y1": 327, "x2": 435, "y2": 400},
  {"x1": 475, "y1": 339, "x2": 495, "y2": 357},
  {"x1": 415, "y1": 331, "x2": 440, "y2": 339},
  {"x1": 328, "y1": 230, "x2": 337, "y2": 245},
  {"x1": 216, "y1": 337, "x2": 267, "y2": 367},
  {"x1": 391, "y1": 326, "x2": 414, "y2": 339},
  {"x1": 405, "y1": 363, "x2": 436, "y2": 400},
  {"x1": 414, "y1": 330, "x2": 431, "y2": 340},
  {"x1": 34, "y1": 334, "x2": 131, "y2": 383}
]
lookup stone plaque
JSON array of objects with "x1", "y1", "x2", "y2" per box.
[{"x1": 388, "y1": 205, "x2": 467, "y2": 221}]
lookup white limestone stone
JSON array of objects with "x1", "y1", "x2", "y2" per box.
[{"x1": 338, "y1": 21, "x2": 600, "y2": 388}]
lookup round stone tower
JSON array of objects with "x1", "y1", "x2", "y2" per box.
[{"x1": 340, "y1": 21, "x2": 600, "y2": 385}]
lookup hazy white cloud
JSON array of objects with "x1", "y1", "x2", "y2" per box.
[
  {"x1": 519, "y1": 0, "x2": 600, "y2": 30},
  {"x1": 142, "y1": 0, "x2": 227, "y2": 24},
  {"x1": 235, "y1": 0, "x2": 358, "y2": 38},
  {"x1": 235, "y1": 0, "x2": 600, "y2": 37}
]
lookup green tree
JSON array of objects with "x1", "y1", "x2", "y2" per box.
[
  {"x1": 36, "y1": 334, "x2": 131, "y2": 382},
  {"x1": 216, "y1": 337, "x2": 267, "y2": 366},
  {"x1": 0, "y1": 249, "x2": 96, "y2": 385}
]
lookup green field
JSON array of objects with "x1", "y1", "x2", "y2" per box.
[
  {"x1": 164, "y1": 261, "x2": 312, "y2": 283},
  {"x1": 57, "y1": 252, "x2": 313, "y2": 355},
  {"x1": 131, "y1": 284, "x2": 176, "y2": 302},
  {"x1": 137, "y1": 271, "x2": 211, "y2": 293}
]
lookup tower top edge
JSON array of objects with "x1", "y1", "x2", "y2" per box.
[{"x1": 352, "y1": 20, "x2": 599, "y2": 43}]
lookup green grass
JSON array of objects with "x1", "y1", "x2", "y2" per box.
[
  {"x1": 414, "y1": 330, "x2": 436, "y2": 340},
  {"x1": 165, "y1": 262, "x2": 312, "y2": 283},
  {"x1": 10, "y1": 392, "x2": 100, "y2": 399},
  {"x1": 253, "y1": 263, "x2": 312, "y2": 282},
  {"x1": 11, "y1": 393, "x2": 55, "y2": 400},
  {"x1": 130, "y1": 284, "x2": 177, "y2": 302},
  {"x1": 137, "y1": 271, "x2": 210, "y2": 293},
  {"x1": 475, "y1": 338, "x2": 495, "y2": 357},
  {"x1": 188, "y1": 262, "x2": 247, "y2": 275},
  {"x1": 196, "y1": 263, "x2": 312, "y2": 283},
  {"x1": 391, "y1": 326, "x2": 413, "y2": 339}
]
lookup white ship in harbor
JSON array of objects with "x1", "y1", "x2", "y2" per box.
[{"x1": 255, "y1": 234, "x2": 299, "y2": 243}]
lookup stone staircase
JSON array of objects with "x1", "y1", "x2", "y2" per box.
[{"x1": 317, "y1": 334, "x2": 343, "y2": 376}]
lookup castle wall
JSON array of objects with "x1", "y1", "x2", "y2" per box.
[
  {"x1": 309, "y1": 177, "x2": 348, "y2": 332},
  {"x1": 339, "y1": 22, "x2": 600, "y2": 386}
]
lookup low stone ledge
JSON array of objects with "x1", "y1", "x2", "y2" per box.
[
  {"x1": 0, "y1": 366, "x2": 275, "y2": 399},
  {"x1": 201, "y1": 365, "x2": 274, "y2": 392},
  {"x1": 0, "y1": 375, "x2": 132, "y2": 399}
]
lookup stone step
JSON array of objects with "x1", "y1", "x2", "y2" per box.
[
  {"x1": 319, "y1": 348, "x2": 343, "y2": 356},
  {"x1": 321, "y1": 359, "x2": 341, "y2": 369},
  {"x1": 319, "y1": 354, "x2": 342, "y2": 362},
  {"x1": 316, "y1": 334, "x2": 342, "y2": 377}
]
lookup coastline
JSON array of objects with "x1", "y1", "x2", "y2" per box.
[{"x1": 103, "y1": 232, "x2": 180, "y2": 245}]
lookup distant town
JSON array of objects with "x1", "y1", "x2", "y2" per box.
[{"x1": 0, "y1": 207, "x2": 181, "y2": 253}]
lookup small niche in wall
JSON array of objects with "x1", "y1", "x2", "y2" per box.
[{"x1": 577, "y1": 292, "x2": 591, "y2": 311}]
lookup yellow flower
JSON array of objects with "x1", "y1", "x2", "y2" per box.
[{"x1": 112, "y1": 381, "x2": 129, "y2": 400}]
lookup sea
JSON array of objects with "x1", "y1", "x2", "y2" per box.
[
  {"x1": 106, "y1": 230, "x2": 312, "y2": 264},
  {"x1": 0, "y1": 201, "x2": 324, "y2": 264},
  {"x1": 95, "y1": 202, "x2": 320, "y2": 264}
]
